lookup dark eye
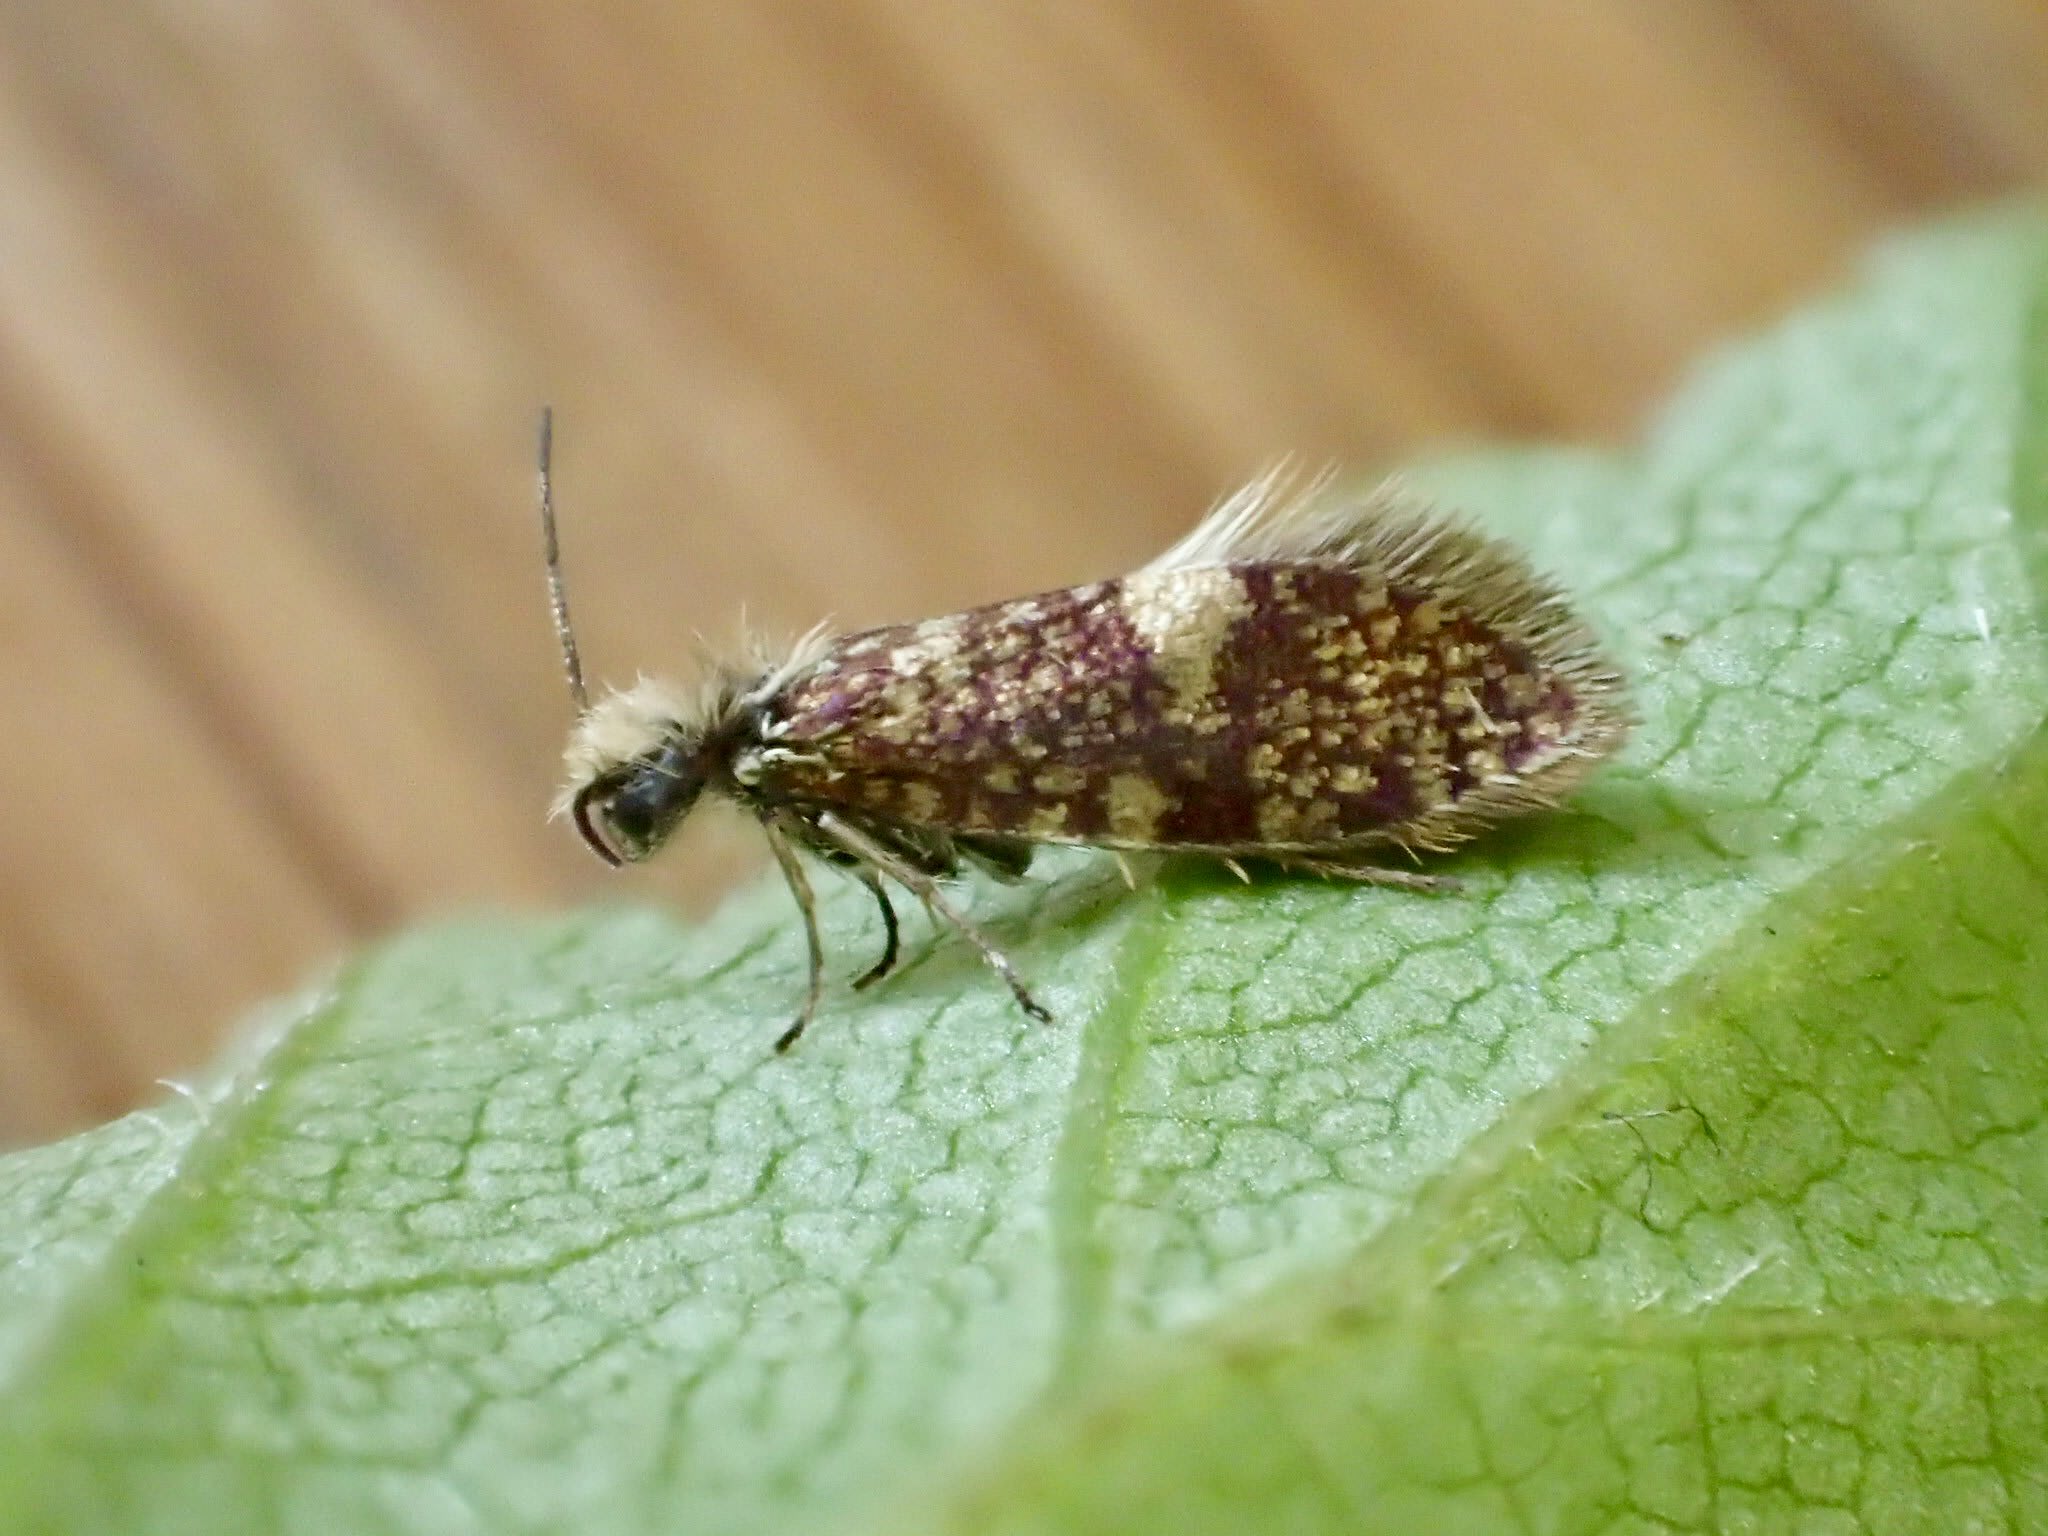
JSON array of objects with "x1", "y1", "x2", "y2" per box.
[
  {"x1": 569, "y1": 742, "x2": 708, "y2": 868},
  {"x1": 605, "y1": 778, "x2": 662, "y2": 848}
]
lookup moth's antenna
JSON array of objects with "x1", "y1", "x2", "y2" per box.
[{"x1": 536, "y1": 406, "x2": 589, "y2": 713}]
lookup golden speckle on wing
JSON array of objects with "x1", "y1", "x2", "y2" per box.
[
  {"x1": 1329, "y1": 762, "x2": 1374, "y2": 794},
  {"x1": 1255, "y1": 795, "x2": 1297, "y2": 843},
  {"x1": 1033, "y1": 764, "x2": 1086, "y2": 796},
  {"x1": 900, "y1": 782, "x2": 943, "y2": 820},
  {"x1": 1104, "y1": 773, "x2": 1172, "y2": 841},
  {"x1": 914, "y1": 616, "x2": 970, "y2": 653},
  {"x1": 1025, "y1": 802, "x2": 1071, "y2": 837}
]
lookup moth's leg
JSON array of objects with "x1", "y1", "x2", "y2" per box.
[
  {"x1": 850, "y1": 869, "x2": 901, "y2": 991},
  {"x1": 813, "y1": 811, "x2": 1052, "y2": 1024},
  {"x1": 762, "y1": 820, "x2": 827, "y2": 1051},
  {"x1": 788, "y1": 816, "x2": 938, "y2": 991},
  {"x1": 1280, "y1": 855, "x2": 1461, "y2": 894}
]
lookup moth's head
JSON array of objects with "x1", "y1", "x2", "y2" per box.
[{"x1": 556, "y1": 680, "x2": 709, "y2": 867}]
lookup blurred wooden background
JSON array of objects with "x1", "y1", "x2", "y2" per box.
[{"x1": 1, "y1": 2, "x2": 2044, "y2": 1146}]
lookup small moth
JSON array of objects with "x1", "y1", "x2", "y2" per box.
[{"x1": 540, "y1": 413, "x2": 1630, "y2": 1049}]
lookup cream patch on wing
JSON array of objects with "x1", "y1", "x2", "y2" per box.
[{"x1": 1119, "y1": 566, "x2": 1254, "y2": 717}]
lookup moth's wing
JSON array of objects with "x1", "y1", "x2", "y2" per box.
[{"x1": 767, "y1": 477, "x2": 1633, "y2": 857}]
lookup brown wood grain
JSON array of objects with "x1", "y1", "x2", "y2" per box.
[{"x1": 1, "y1": 0, "x2": 2043, "y2": 1144}]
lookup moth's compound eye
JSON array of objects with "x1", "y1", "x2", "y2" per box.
[{"x1": 570, "y1": 742, "x2": 707, "y2": 868}]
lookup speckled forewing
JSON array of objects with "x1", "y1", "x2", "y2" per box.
[{"x1": 760, "y1": 548, "x2": 1622, "y2": 854}]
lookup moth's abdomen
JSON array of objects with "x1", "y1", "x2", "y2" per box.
[{"x1": 767, "y1": 554, "x2": 1626, "y2": 854}]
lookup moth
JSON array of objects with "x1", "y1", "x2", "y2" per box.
[{"x1": 540, "y1": 413, "x2": 1631, "y2": 1049}]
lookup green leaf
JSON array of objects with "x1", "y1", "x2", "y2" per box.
[{"x1": 4, "y1": 210, "x2": 2046, "y2": 1536}]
